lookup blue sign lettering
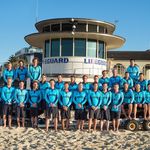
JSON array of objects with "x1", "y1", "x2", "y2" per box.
[
  {"x1": 43, "y1": 58, "x2": 69, "y2": 64},
  {"x1": 84, "y1": 58, "x2": 106, "y2": 66}
]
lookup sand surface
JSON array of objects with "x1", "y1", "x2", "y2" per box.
[{"x1": 0, "y1": 127, "x2": 149, "y2": 150}]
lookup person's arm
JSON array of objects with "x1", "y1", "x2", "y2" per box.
[
  {"x1": 136, "y1": 66, "x2": 140, "y2": 78},
  {"x1": 106, "y1": 92, "x2": 112, "y2": 107},
  {"x1": 116, "y1": 92, "x2": 124, "y2": 107},
  {"x1": 59, "y1": 92, "x2": 63, "y2": 106},
  {"x1": 66, "y1": 93, "x2": 73, "y2": 107},
  {"x1": 72, "y1": 93, "x2": 78, "y2": 106},
  {"x1": 24, "y1": 91, "x2": 29, "y2": 104},
  {"x1": 87, "y1": 91, "x2": 92, "y2": 107},
  {"x1": 130, "y1": 90, "x2": 134, "y2": 103},
  {"x1": 37, "y1": 90, "x2": 42, "y2": 103},
  {"x1": 142, "y1": 91, "x2": 146, "y2": 104},
  {"x1": 1, "y1": 87, "x2": 8, "y2": 103},
  {"x1": 53, "y1": 90, "x2": 59, "y2": 106},
  {"x1": 45, "y1": 89, "x2": 50, "y2": 105},
  {"x1": 97, "y1": 94, "x2": 102, "y2": 107},
  {"x1": 3, "y1": 70, "x2": 7, "y2": 83},
  {"x1": 14, "y1": 89, "x2": 19, "y2": 104},
  {"x1": 37, "y1": 66, "x2": 42, "y2": 81},
  {"x1": 130, "y1": 78, "x2": 134, "y2": 88},
  {"x1": 28, "y1": 66, "x2": 34, "y2": 80}
]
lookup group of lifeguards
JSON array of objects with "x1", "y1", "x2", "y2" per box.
[{"x1": 0, "y1": 58, "x2": 149, "y2": 132}]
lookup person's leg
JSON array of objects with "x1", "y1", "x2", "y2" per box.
[
  {"x1": 66, "y1": 119, "x2": 70, "y2": 129},
  {"x1": 106, "y1": 120, "x2": 110, "y2": 131},
  {"x1": 148, "y1": 104, "x2": 150, "y2": 120},
  {"x1": 128, "y1": 104, "x2": 133, "y2": 119},
  {"x1": 88, "y1": 118, "x2": 92, "y2": 131},
  {"x1": 112, "y1": 119, "x2": 116, "y2": 131},
  {"x1": 17, "y1": 107, "x2": 20, "y2": 127},
  {"x1": 100, "y1": 120, "x2": 104, "y2": 131},
  {"x1": 54, "y1": 117, "x2": 58, "y2": 131},
  {"x1": 81, "y1": 120, "x2": 84, "y2": 130},
  {"x1": 93, "y1": 119, "x2": 97, "y2": 131},
  {"x1": 133, "y1": 104, "x2": 137, "y2": 119},
  {"x1": 61, "y1": 119, "x2": 65, "y2": 130},
  {"x1": 45, "y1": 118, "x2": 50, "y2": 132},
  {"x1": 34, "y1": 117, "x2": 38, "y2": 127},
  {"x1": 8, "y1": 115, "x2": 12, "y2": 128},
  {"x1": 121, "y1": 105, "x2": 128, "y2": 118},
  {"x1": 77, "y1": 120, "x2": 80, "y2": 130},
  {"x1": 3, "y1": 115, "x2": 6, "y2": 128},
  {"x1": 31, "y1": 117, "x2": 34, "y2": 127},
  {"x1": 116, "y1": 119, "x2": 120, "y2": 131},
  {"x1": 143, "y1": 104, "x2": 147, "y2": 120}
]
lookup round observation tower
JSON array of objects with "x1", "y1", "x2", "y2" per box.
[{"x1": 25, "y1": 18, "x2": 125, "y2": 78}]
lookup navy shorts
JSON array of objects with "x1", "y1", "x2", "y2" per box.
[
  {"x1": 46, "y1": 106, "x2": 58, "y2": 119},
  {"x1": 100, "y1": 108, "x2": 110, "y2": 120},
  {"x1": 75, "y1": 109, "x2": 86, "y2": 120},
  {"x1": 3, "y1": 104, "x2": 13, "y2": 116},
  {"x1": 89, "y1": 108, "x2": 100, "y2": 119},
  {"x1": 0, "y1": 101, "x2": 3, "y2": 116},
  {"x1": 30, "y1": 107, "x2": 38, "y2": 117},
  {"x1": 39, "y1": 99, "x2": 46, "y2": 110},
  {"x1": 61, "y1": 108, "x2": 71, "y2": 119},
  {"x1": 17, "y1": 106, "x2": 26, "y2": 118},
  {"x1": 111, "y1": 111, "x2": 121, "y2": 119}
]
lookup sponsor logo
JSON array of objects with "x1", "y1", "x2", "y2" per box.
[{"x1": 84, "y1": 58, "x2": 106, "y2": 66}]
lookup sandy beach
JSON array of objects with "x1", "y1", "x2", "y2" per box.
[{"x1": 0, "y1": 127, "x2": 149, "y2": 150}]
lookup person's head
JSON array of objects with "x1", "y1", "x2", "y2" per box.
[
  {"x1": 93, "y1": 82, "x2": 98, "y2": 91},
  {"x1": 70, "y1": 75, "x2": 76, "y2": 83},
  {"x1": 57, "y1": 74, "x2": 62, "y2": 82},
  {"x1": 139, "y1": 73, "x2": 144, "y2": 80},
  {"x1": 64, "y1": 82, "x2": 69, "y2": 90},
  {"x1": 19, "y1": 81, "x2": 25, "y2": 89},
  {"x1": 112, "y1": 68, "x2": 117, "y2": 77},
  {"x1": 78, "y1": 82, "x2": 83, "y2": 92},
  {"x1": 102, "y1": 70, "x2": 107, "y2": 77},
  {"x1": 135, "y1": 83, "x2": 140, "y2": 91},
  {"x1": 94, "y1": 75, "x2": 99, "y2": 83},
  {"x1": 18, "y1": 60, "x2": 24, "y2": 67},
  {"x1": 33, "y1": 81, "x2": 38, "y2": 89},
  {"x1": 41, "y1": 74, "x2": 47, "y2": 82},
  {"x1": 7, "y1": 78, "x2": 12, "y2": 86},
  {"x1": 102, "y1": 83, "x2": 108, "y2": 91},
  {"x1": 124, "y1": 83, "x2": 129, "y2": 90},
  {"x1": 113, "y1": 83, "x2": 119, "y2": 92},
  {"x1": 32, "y1": 57, "x2": 39, "y2": 66},
  {"x1": 130, "y1": 59, "x2": 135, "y2": 66},
  {"x1": 7, "y1": 62, "x2": 12, "y2": 70},
  {"x1": 50, "y1": 79, "x2": 55, "y2": 88},
  {"x1": 125, "y1": 72, "x2": 130, "y2": 78},
  {"x1": 82, "y1": 75, "x2": 88, "y2": 83}
]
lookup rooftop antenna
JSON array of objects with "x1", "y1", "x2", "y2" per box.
[{"x1": 35, "y1": 0, "x2": 39, "y2": 23}]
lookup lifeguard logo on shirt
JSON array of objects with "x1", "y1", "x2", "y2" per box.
[
  {"x1": 84, "y1": 58, "x2": 107, "y2": 66},
  {"x1": 43, "y1": 58, "x2": 69, "y2": 64}
]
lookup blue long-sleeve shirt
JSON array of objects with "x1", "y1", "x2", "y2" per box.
[
  {"x1": 98, "y1": 77, "x2": 110, "y2": 90},
  {"x1": 69, "y1": 82, "x2": 78, "y2": 93},
  {"x1": 121, "y1": 77, "x2": 133, "y2": 89},
  {"x1": 134, "y1": 91, "x2": 145, "y2": 104},
  {"x1": 122, "y1": 89, "x2": 134, "y2": 104},
  {"x1": 28, "y1": 65, "x2": 41, "y2": 81},
  {"x1": 59, "y1": 90, "x2": 72, "y2": 107},
  {"x1": 127, "y1": 65, "x2": 140, "y2": 81},
  {"x1": 45, "y1": 88, "x2": 59, "y2": 107},
  {"x1": 101, "y1": 91, "x2": 112, "y2": 108},
  {"x1": 109, "y1": 76, "x2": 122, "y2": 89},
  {"x1": 82, "y1": 82, "x2": 90, "y2": 94},
  {"x1": 16, "y1": 67, "x2": 28, "y2": 81},
  {"x1": 14, "y1": 88, "x2": 29, "y2": 106},
  {"x1": 73, "y1": 90, "x2": 87, "y2": 109},
  {"x1": 145, "y1": 90, "x2": 150, "y2": 104},
  {"x1": 39, "y1": 81, "x2": 50, "y2": 100},
  {"x1": 135, "y1": 79, "x2": 148, "y2": 91},
  {"x1": 90, "y1": 82, "x2": 102, "y2": 91},
  {"x1": 29, "y1": 89, "x2": 41, "y2": 107},
  {"x1": 111, "y1": 91, "x2": 124, "y2": 112},
  {"x1": 55, "y1": 81, "x2": 64, "y2": 91},
  {"x1": 88, "y1": 90, "x2": 102, "y2": 108},
  {"x1": 3, "y1": 69, "x2": 15, "y2": 83},
  {"x1": 1, "y1": 86, "x2": 15, "y2": 104}
]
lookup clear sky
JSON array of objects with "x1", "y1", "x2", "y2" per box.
[{"x1": 0, "y1": 0, "x2": 150, "y2": 63}]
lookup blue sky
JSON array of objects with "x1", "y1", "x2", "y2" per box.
[{"x1": 0, "y1": 0, "x2": 150, "y2": 63}]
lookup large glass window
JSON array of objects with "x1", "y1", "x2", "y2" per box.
[
  {"x1": 62, "y1": 23, "x2": 72, "y2": 31},
  {"x1": 99, "y1": 26, "x2": 105, "y2": 33},
  {"x1": 87, "y1": 40, "x2": 97, "y2": 57},
  {"x1": 44, "y1": 40, "x2": 50, "y2": 57},
  {"x1": 88, "y1": 24, "x2": 97, "y2": 32},
  {"x1": 51, "y1": 24, "x2": 60, "y2": 32},
  {"x1": 51, "y1": 39, "x2": 60, "y2": 57},
  {"x1": 98, "y1": 41, "x2": 105, "y2": 58},
  {"x1": 61, "y1": 38, "x2": 73, "y2": 56},
  {"x1": 43, "y1": 26, "x2": 50, "y2": 32},
  {"x1": 75, "y1": 23, "x2": 86, "y2": 32},
  {"x1": 74, "y1": 39, "x2": 86, "y2": 56}
]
